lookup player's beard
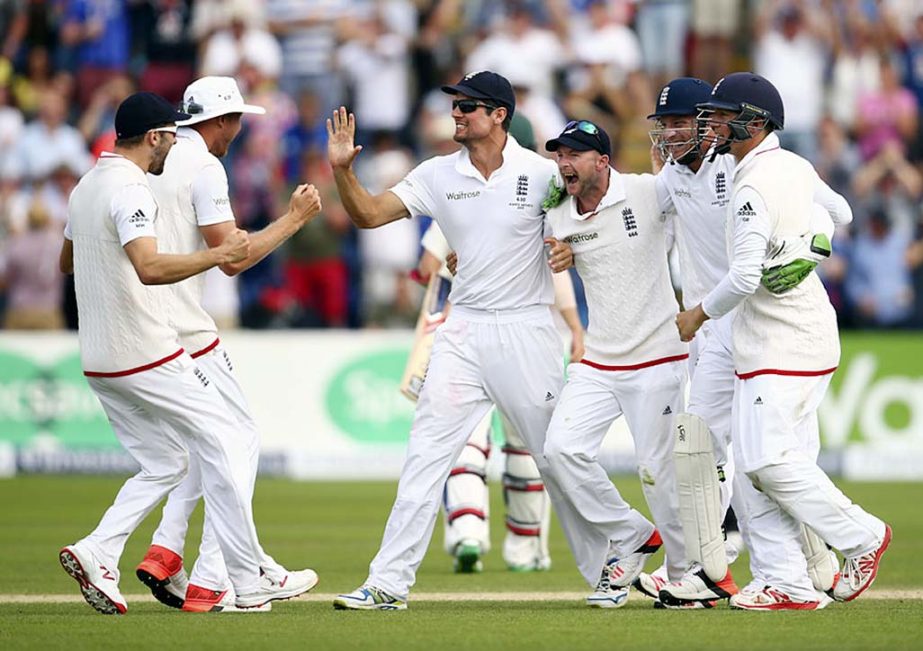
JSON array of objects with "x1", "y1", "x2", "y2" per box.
[{"x1": 148, "y1": 140, "x2": 172, "y2": 175}]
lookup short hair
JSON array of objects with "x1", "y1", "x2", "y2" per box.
[
  {"x1": 489, "y1": 105, "x2": 512, "y2": 132},
  {"x1": 114, "y1": 133, "x2": 146, "y2": 148}
]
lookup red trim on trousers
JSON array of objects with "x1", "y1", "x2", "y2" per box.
[
  {"x1": 503, "y1": 484, "x2": 545, "y2": 492},
  {"x1": 84, "y1": 348, "x2": 185, "y2": 378},
  {"x1": 580, "y1": 353, "x2": 689, "y2": 372},
  {"x1": 735, "y1": 367, "x2": 837, "y2": 380},
  {"x1": 502, "y1": 446, "x2": 532, "y2": 456},
  {"x1": 190, "y1": 338, "x2": 220, "y2": 359}
]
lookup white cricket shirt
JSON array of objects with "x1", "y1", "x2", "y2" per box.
[
  {"x1": 545, "y1": 168, "x2": 687, "y2": 368},
  {"x1": 390, "y1": 135, "x2": 557, "y2": 311},
  {"x1": 655, "y1": 153, "x2": 735, "y2": 310},
  {"x1": 702, "y1": 133, "x2": 845, "y2": 377},
  {"x1": 65, "y1": 153, "x2": 180, "y2": 375},
  {"x1": 148, "y1": 128, "x2": 235, "y2": 356}
]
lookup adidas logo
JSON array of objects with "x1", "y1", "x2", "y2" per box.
[
  {"x1": 662, "y1": 405, "x2": 672, "y2": 415},
  {"x1": 754, "y1": 396, "x2": 763, "y2": 405},
  {"x1": 737, "y1": 202, "x2": 756, "y2": 220},
  {"x1": 545, "y1": 392, "x2": 555, "y2": 402}
]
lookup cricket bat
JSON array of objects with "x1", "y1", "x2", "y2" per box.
[{"x1": 400, "y1": 272, "x2": 452, "y2": 401}]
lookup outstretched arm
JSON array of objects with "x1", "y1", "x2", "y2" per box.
[{"x1": 327, "y1": 107, "x2": 409, "y2": 228}]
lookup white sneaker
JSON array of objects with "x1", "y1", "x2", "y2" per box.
[
  {"x1": 235, "y1": 568, "x2": 319, "y2": 609},
  {"x1": 453, "y1": 540, "x2": 483, "y2": 574},
  {"x1": 608, "y1": 530, "x2": 663, "y2": 588},
  {"x1": 739, "y1": 578, "x2": 765, "y2": 596},
  {"x1": 658, "y1": 563, "x2": 738, "y2": 608},
  {"x1": 632, "y1": 565, "x2": 668, "y2": 600},
  {"x1": 585, "y1": 558, "x2": 630, "y2": 609},
  {"x1": 59, "y1": 543, "x2": 127, "y2": 615},
  {"x1": 333, "y1": 585, "x2": 407, "y2": 611},
  {"x1": 832, "y1": 525, "x2": 892, "y2": 602},
  {"x1": 730, "y1": 585, "x2": 821, "y2": 611},
  {"x1": 182, "y1": 583, "x2": 271, "y2": 613}
]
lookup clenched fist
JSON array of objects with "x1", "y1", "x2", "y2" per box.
[
  {"x1": 289, "y1": 183, "x2": 322, "y2": 225},
  {"x1": 218, "y1": 228, "x2": 251, "y2": 264}
]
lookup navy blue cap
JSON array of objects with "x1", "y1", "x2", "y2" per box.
[
  {"x1": 545, "y1": 120, "x2": 611, "y2": 157},
  {"x1": 648, "y1": 78, "x2": 713, "y2": 119},
  {"x1": 115, "y1": 92, "x2": 191, "y2": 139},
  {"x1": 441, "y1": 71, "x2": 516, "y2": 115},
  {"x1": 697, "y1": 72, "x2": 785, "y2": 130}
]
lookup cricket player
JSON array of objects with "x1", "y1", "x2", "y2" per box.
[
  {"x1": 58, "y1": 92, "x2": 304, "y2": 614},
  {"x1": 675, "y1": 72, "x2": 891, "y2": 610},
  {"x1": 640, "y1": 78, "x2": 848, "y2": 608},
  {"x1": 327, "y1": 71, "x2": 573, "y2": 610},
  {"x1": 540, "y1": 120, "x2": 685, "y2": 608},
  {"x1": 133, "y1": 77, "x2": 322, "y2": 613},
  {"x1": 415, "y1": 222, "x2": 584, "y2": 574}
]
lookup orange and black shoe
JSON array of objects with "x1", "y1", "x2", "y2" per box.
[
  {"x1": 136, "y1": 544, "x2": 188, "y2": 609},
  {"x1": 182, "y1": 583, "x2": 271, "y2": 613}
]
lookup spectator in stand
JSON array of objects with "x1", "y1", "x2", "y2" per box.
[
  {"x1": 265, "y1": 0, "x2": 349, "y2": 114},
  {"x1": 816, "y1": 116, "x2": 863, "y2": 208},
  {"x1": 634, "y1": 0, "x2": 690, "y2": 92},
  {"x1": 827, "y1": 9, "x2": 882, "y2": 131},
  {"x1": 13, "y1": 88, "x2": 91, "y2": 183},
  {"x1": 277, "y1": 149, "x2": 351, "y2": 328},
  {"x1": 855, "y1": 56, "x2": 918, "y2": 162},
  {"x1": 199, "y1": 0, "x2": 282, "y2": 80},
  {"x1": 845, "y1": 208, "x2": 916, "y2": 327},
  {"x1": 60, "y1": 0, "x2": 130, "y2": 109},
  {"x1": 465, "y1": 1, "x2": 567, "y2": 101},
  {"x1": 0, "y1": 66, "x2": 24, "y2": 173},
  {"x1": 77, "y1": 74, "x2": 133, "y2": 156},
  {"x1": 134, "y1": 0, "x2": 196, "y2": 104},
  {"x1": 754, "y1": 1, "x2": 833, "y2": 161},
  {"x1": 689, "y1": 0, "x2": 738, "y2": 83},
  {"x1": 852, "y1": 141, "x2": 923, "y2": 233},
  {"x1": 338, "y1": 6, "x2": 413, "y2": 146},
  {"x1": 506, "y1": 62, "x2": 566, "y2": 156},
  {"x1": 10, "y1": 45, "x2": 59, "y2": 118},
  {"x1": 281, "y1": 91, "x2": 327, "y2": 185},
  {"x1": 0, "y1": 199, "x2": 65, "y2": 329}
]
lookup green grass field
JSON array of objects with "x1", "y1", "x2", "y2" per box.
[{"x1": 1, "y1": 476, "x2": 922, "y2": 650}]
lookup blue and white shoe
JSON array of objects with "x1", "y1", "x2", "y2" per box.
[
  {"x1": 333, "y1": 585, "x2": 407, "y2": 611},
  {"x1": 586, "y1": 559, "x2": 630, "y2": 609}
]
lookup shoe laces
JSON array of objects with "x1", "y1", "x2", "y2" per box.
[{"x1": 842, "y1": 553, "x2": 874, "y2": 589}]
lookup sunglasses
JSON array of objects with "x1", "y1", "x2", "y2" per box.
[
  {"x1": 182, "y1": 100, "x2": 204, "y2": 115},
  {"x1": 564, "y1": 119, "x2": 600, "y2": 135},
  {"x1": 452, "y1": 99, "x2": 498, "y2": 114}
]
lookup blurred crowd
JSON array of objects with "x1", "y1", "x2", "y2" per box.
[{"x1": 0, "y1": 0, "x2": 921, "y2": 331}]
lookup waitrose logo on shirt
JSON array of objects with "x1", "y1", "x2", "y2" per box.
[{"x1": 446, "y1": 190, "x2": 481, "y2": 201}]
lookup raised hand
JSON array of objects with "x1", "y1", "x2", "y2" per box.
[
  {"x1": 545, "y1": 237, "x2": 573, "y2": 272},
  {"x1": 326, "y1": 106, "x2": 363, "y2": 171},
  {"x1": 289, "y1": 183, "x2": 322, "y2": 225}
]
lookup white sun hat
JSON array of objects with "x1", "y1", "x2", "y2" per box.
[{"x1": 176, "y1": 76, "x2": 266, "y2": 126}]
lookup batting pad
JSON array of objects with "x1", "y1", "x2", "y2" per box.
[
  {"x1": 801, "y1": 524, "x2": 837, "y2": 592},
  {"x1": 674, "y1": 412, "x2": 727, "y2": 582}
]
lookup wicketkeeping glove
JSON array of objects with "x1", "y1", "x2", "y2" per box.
[{"x1": 761, "y1": 233, "x2": 831, "y2": 294}]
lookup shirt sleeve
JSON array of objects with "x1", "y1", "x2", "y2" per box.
[
  {"x1": 654, "y1": 170, "x2": 676, "y2": 214},
  {"x1": 389, "y1": 158, "x2": 436, "y2": 219},
  {"x1": 110, "y1": 184, "x2": 159, "y2": 246},
  {"x1": 701, "y1": 186, "x2": 771, "y2": 319},
  {"x1": 810, "y1": 203, "x2": 835, "y2": 241},
  {"x1": 63, "y1": 220, "x2": 72, "y2": 241},
  {"x1": 812, "y1": 171, "x2": 853, "y2": 227},
  {"x1": 191, "y1": 163, "x2": 236, "y2": 227}
]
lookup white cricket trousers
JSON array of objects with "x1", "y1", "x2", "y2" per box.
[
  {"x1": 543, "y1": 360, "x2": 685, "y2": 585},
  {"x1": 734, "y1": 373, "x2": 886, "y2": 599},
  {"x1": 81, "y1": 354, "x2": 263, "y2": 593},
  {"x1": 150, "y1": 345, "x2": 284, "y2": 591},
  {"x1": 367, "y1": 305, "x2": 564, "y2": 599},
  {"x1": 687, "y1": 315, "x2": 762, "y2": 577}
]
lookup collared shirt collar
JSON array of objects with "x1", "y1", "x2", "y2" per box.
[
  {"x1": 454, "y1": 134, "x2": 521, "y2": 182},
  {"x1": 177, "y1": 126, "x2": 208, "y2": 151},
  {"x1": 568, "y1": 167, "x2": 626, "y2": 222},
  {"x1": 733, "y1": 132, "x2": 780, "y2": 181},
  {"x1": 98, "y1": 151, "x2": 147, "y2": 180}
]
